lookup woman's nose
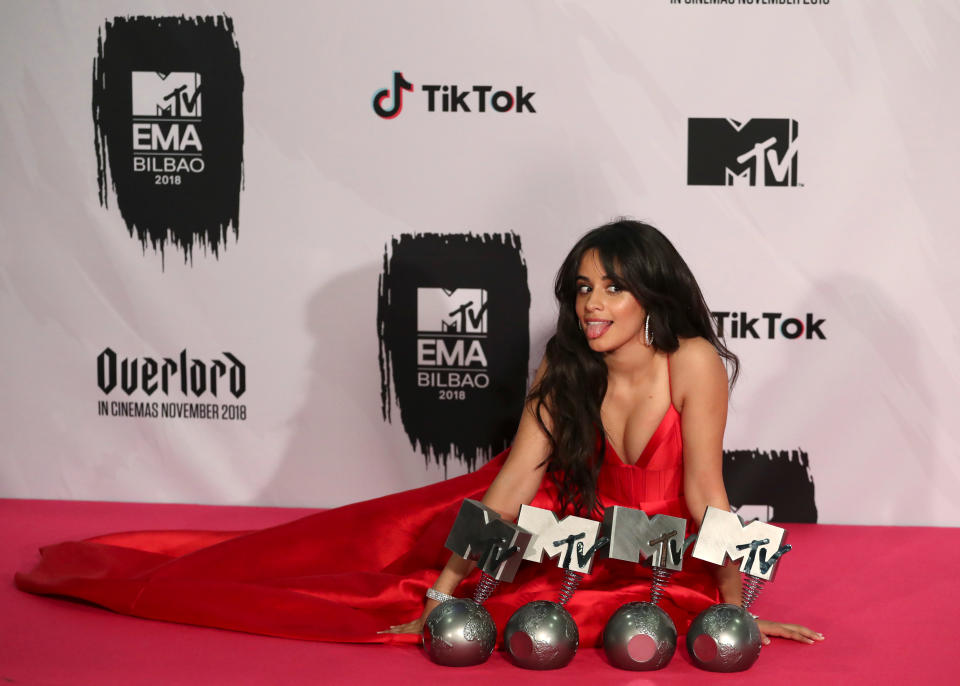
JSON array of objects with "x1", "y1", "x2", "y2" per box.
[{"x1": 585, "y1": 291, "x2": 603, "y2": 310}]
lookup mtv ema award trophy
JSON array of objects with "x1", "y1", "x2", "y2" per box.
[
  {"x1": 686, "y1": 505, "x2": 793, "y2": 672},
  {"x1": 597, "y1": 507, "x2": 692, "y2": 670},
  {"x1": 503, "y1": 504, "x2": 609, "y2": 670},
  {"x1": 422, "y1": 499, "x2": 532, "y2": 667}
]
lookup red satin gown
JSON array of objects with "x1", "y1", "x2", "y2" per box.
[{"x1": 15, "y1": 404, "x2": 719, "y2": 646}]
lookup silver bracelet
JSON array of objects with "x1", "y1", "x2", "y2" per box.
[{"x1": 426, "y1": 588, "x2": 455, "y2": 603}]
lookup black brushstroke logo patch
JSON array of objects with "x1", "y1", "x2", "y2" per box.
[
  {"x1": 723, "y1": 448, "x2": 818, "y2": 523},
  {"x1": 93, "y1": 15, "x2": 244, "y2": 264},
  {"x1": 378, "y1": 233, "x2": 530, "y2": 472}
]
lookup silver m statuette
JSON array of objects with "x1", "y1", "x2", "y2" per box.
[
  {"x1": 599, "y1": 507, "x2": 690, "y2": 671},
  {"x1": 691, "y1": 505, "x2": 791, "y2": 583},
  {"x1": 423, "y1": 499, "x2": 533, "y2": 667},
  {"x1": 685, "y1": 506, "x2": 795, "y2": 672},
  {"x1": 599, "y1": 506, "x2": 689, "y2": 571},
  {"x1": 444, "y1": 498, "x2": 532, "y2": 583}
]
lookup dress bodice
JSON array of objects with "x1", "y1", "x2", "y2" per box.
[
  {"x1": 596, "y1": 403, "x2": 687, "y2": 514},
  {"x1": 527, "y1": 402, "x2": 688, "y2": 519}
]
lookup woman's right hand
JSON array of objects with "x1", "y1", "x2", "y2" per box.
[
  {"x1": 380, "y1": 617, "x2": 425, "y2": 635},
  {"x1": 379, "y1": 596, "x2": 440, "y2": 635}
]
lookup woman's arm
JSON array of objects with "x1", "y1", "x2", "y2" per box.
[
  {"x1": 671, "y1": 339, "x2": 742, "y2": 602},
  {"x1": 384, "y1": 362, "x2": 553, "y2": 634},
  {"x1": 672, "y1": 339, "x2": 823, "y2": 646}
]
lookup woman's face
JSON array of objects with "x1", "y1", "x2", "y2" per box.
[{"x1": 575, "y1": 249, "x2": 647, "y2": 354}]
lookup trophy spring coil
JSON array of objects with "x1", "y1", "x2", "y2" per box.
[
  {"x1": 741, "y1": 575, "x2": 765, "y2": 610},
  {"x1": 473, "y1": 573, "x2": 500, "y2": 605},
  {"x1": 649, "y1": 566, "x2": 673, "y2": 606},
  {"x1": 558, "y1": 570, "x2": 581, "y2": 606}
]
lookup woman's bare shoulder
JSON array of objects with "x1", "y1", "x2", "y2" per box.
[
  {"x1": 669, "y1": 338, "x2": 727, "y2": 404},
  {"x1": 672, "y1": 336, "x2": 722, "y2": 367}
]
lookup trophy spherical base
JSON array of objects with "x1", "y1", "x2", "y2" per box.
[
  {"x1": 603, "y1": 601, "x2": 677, "y2": 670},
  {"x1": 685, "y1": 603, "x2": 761, "y2": 672},
  {"x1": 503, "y1": 600, "x2": 579, "y2": 670},
  {"x1": 422, "y1": 598, "x2": 496, "y2": 667}
]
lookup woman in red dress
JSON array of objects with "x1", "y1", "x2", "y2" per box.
[
  {"x1": 16, "y1": 220, "x2": 821, "y2": 647},
  {"x1": 387, "y1": 219, "x2": 821, "y2": 646}
]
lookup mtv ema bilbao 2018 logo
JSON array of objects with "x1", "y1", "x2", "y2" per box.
[
  {"x1": 378, "y1": 233, "x2": 530, "y2": 472},
  {"x1": 93, "y1": 16, "x2": 244, "y2": 264},
  {"x1": 688, "y1": 118, "x2": 799, "y2": 187}
]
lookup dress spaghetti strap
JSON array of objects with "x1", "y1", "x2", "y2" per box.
[{"x1": 666, "y1": 354, "x2": 673, "y2": 397}]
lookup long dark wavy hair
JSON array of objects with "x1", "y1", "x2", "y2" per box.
[{"x1": 528, "y1": 219, "x2": 739, "y2": 517}]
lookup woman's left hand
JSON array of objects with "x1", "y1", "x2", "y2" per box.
[{"x1": 756, "y1": 619, "x2": 824, "y2": 645}]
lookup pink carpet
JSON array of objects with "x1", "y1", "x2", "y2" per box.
[{"x1": 3, "y1": 498, "x2": 956, "y2": 685}]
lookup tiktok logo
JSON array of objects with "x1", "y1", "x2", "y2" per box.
[
  {"x1": 372, "y1": 71, "x2": 414, "y2": 119},
  {"x1": 372, "y1": 71, "x2": 537, "y2": 118},
  {"x1": 712, "y1": 310, "x2": 825, "y2": 340}
]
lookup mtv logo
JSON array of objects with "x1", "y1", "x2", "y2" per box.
[
  {"x1": 517, "y1": 504, "x2": 604, "y2": 574},
  {"x1": 688, "y1": 118, "x2": 798, "y2": 187},
  {"x1": 417, "y1": 288, "x2": 487, "y2": 334},
  {"x1": 131, "y1": 71, "x2": 202, "y2": 118},
  {"x1": 444, "y1": 499, "x2": 532, "y2": 582},
  {"x1": 691, "y1": 506, "x2": 791, "y2": 581},
  {"x1": 598, "y1": 506, "x2": 687, "y2": 571}
]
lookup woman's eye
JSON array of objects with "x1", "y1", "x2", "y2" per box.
[
  {"x1": 607, "y1": 285, "x2": 622, "y2": 294},
  {"x1": 577, "y1": 284, "x2": 591, "y2": 294}
]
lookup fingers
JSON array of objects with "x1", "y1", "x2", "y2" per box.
[
  {"x1": 796, "y1": 626, "x2": 825, "y2": 644},
  {"x1": 759, "y1": 621, "x2": 825, "y2": 645},
  {"x1": 378, "y1": 620, "x2": 422, "y2": 635},
  {"x1": 781, "y1": 624, "x2": 824, "y2": 644},
  {"x1": 779, "y1": 626, "x2": 816, "y2": 644}
]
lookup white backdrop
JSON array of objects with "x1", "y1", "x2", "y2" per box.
[{"x1": 1, "y1": 0, "x2": 958, "y2": 526}]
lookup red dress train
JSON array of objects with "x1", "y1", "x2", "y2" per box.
[{"x1": 15, "y1": 405, "x2": 718, "y2": 646}]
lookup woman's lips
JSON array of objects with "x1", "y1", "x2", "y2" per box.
[{"x1": 585, "y1": 320, "x2": 612, "y2": 339}]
